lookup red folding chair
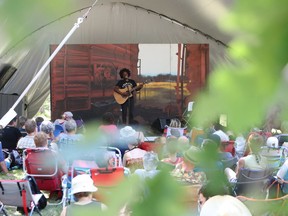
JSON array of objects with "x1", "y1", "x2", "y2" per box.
[
  {"x1": 23, "y1": 148, "x2": 64, "y2": 201},
  {"x1": 221, "y1": 141, "x2": 236, "y2": 156},
  {"x1": 91, "y1": 167, "x2": 125, "y2": 187},
  {"x1": 90, "y1": 167, "x2": 125, "y2": 203}
]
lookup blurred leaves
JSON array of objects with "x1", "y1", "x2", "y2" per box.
[
  {"x1": 193, "y1": 0, "x2": 288, "y2": 132},
  {"x1": 0, "y1": 0, "x2": 72, "y2": 50},
  {"x1": 131, "y1": 172, "x2": 186, "y2": 216},
  {"x1": 84, "y1": 171, "x2": 187, "y2": 216},
  {"x1": 2, "y1": 0, "x2": 288, "y2": 215}
]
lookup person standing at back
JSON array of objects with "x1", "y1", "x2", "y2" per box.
[{"x1": 114, "y1": 68, "x2": 143, "y2": 125}]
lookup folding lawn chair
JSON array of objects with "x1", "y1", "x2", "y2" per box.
[
  {"x1": 23, "y1": 148, "x2": 65, "y2": 204},
  {"x1": 164, "y1": 126, "x2": 187, "y2": 137},
  {"x1": 0, "y1": 179, "x2": 43, "y2": 216},
  {"x1": 90, "y1": 166, "x2": 125, "y2": 203},
  {"x1": 237, "y1": 193, "x2": 288, "y2": 216},
  {"x1": 65, "y1": 146, "x2": 123, "y2": 205},
  {"x1": 70, "y1": 146, "x2": 122, "y2": 178},
  {"x1": 233, "y1": 168, "x2": 274, "y2": 198}
]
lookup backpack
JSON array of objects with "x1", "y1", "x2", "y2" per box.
[
  {"x1": 17, "y1": 175, "x2": 47, "y2": 213},
  {"x1": 9, "y1": 149, "x2": 23, "y2": 168}
]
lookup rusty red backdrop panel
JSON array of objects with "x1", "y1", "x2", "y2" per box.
[{"x1": 50, "y1": 44, "x2": 209, "y2": 127}]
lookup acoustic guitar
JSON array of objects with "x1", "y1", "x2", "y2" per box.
[{"x1": 113, "y1": 80, "x2": 150, "y2": 104}]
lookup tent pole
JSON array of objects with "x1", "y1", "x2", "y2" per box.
[
  {"x1": 0, "y1": 0, "x2": 99, "y2": 127},
  {"x1": 11, "y1": 17, "x2": 84, "y2": 112}
]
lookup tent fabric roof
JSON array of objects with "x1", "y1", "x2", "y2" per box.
[{"x1": 0, "y1": 0, "x2": 234, "y2": 118}]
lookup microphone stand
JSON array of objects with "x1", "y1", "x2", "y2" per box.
[{"x1": 126, "y1": 85, "x2": 130, "y2": 125}]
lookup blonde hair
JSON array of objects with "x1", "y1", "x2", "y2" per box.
[
  {"x1": 247, "y1": 133, "x2": 264, "y2": 164},
  {"x1": 169, "y1": 118, "x2": 181, "y2": 128},
  {"x1": 34, "y1": 132, "x2": 48, "y2": 148},
  {"x1": 247, "y1": 133, "x2": 264, "y2": 154}
]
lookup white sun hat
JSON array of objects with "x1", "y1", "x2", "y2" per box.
[
  {"x1": 200, "y1": 195, "x2": 252, "y2": 216},
  {"x1": 71, "y1": 174, "x2": 97, "y2": 195},
  {"x1": 266, "y1": 136, "x2": 279, "y2": 148},
  {"x1": 119, "y1": 126, "x2": 139, "y2": 145},
  {"x1": 119, "y1": 126, "x2": 136, "y2": 138}
]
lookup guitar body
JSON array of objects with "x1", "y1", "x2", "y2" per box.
[
  {"x1": 113, "y1": 80, "x2": 151, "y2": 104},
  {"x1": 113, "y1": 88, "x2": 133, "y2": 105}
]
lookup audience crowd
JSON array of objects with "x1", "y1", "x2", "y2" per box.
[{"x1": 1, "y1": 111, "x2": 288, "y2": 215}]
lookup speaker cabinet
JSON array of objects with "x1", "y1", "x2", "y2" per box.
[{"x1": 151, "y1": 118, "x2": 171, "y2": 133}]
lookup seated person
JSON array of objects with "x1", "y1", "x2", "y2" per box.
[
  {"x1": 54, "y1": 111, "x2": 74, "y2": 132},
  {"x1": 234, "y1": 134, "x2": 247, "y2": 159},
  {"x1": 275, "y1": 121, "x2": 288, "y2": 147},
  {"x1": 57, "y1": 119, "x2": 84, "y2": 150},
  {"x1": 0, "y1": 141, "x2": 11, "y2": 175},
  {"x1": 213, "y1": 129, "x2": 229, "y2": 143},
  {"x1": 208, "y1": 134, "x2": 233, "y2": 161},
  {"x1": 164, "y1": 118, "x2": 187, "y2": 138},
  {"x1": 35, "y1": 116, "x2": 44, "y2": 132},
  {"x1": 134, "y1": 152, "x2": 160, "y2": 180},
  {"x1": 1, "y1": 117, "x2": 22, "y2": 151},
  {"x1": 161, "y1": 136, "x2": 183, "y2": 167},
  {"x1": 177, "y1": 136, "x2": 190, "y2": 154},
  {"x1": 17, "y1": 119, "x2": 37, "y2": 149},
  {"x1": 169, "y1": 118, "x2": 182, "y2": 128},
  {"x1": 199, "y1": 139, "x2": 225, "y2": 181},
  {"x1": 40, "y1": 120, "x2": 58, "y2": 151},
  {"x1": 153, "y1": 136, "x2": 166, "y2": 159},
  {"x1": 98, "y1": 150, "x2": 122, "y2": 168},
  {"x1": 122, "y1": 126, "x2": 147, "y2": 173},
  {"x1": 60, "y1": 174, "x2": 106, "y2": 216},
  {"x1": 57, "y1": 119, "x2": 84, "y2": 164},
  {"x1": 18, "y1": 115, "x2": 28, "y2": 137},
  {"x1": 34, "y1": 132, "x2": 67, "y2": 173},
  {"x1": 171, "y1": 146, "x2": 206, "y2": 184},
  {"x1": 260, "y1": 136, "x2": 287, "y2": 168},
  {"x1": 34, "y1": 132, "x2": 52, "y2": 149},
  {"x1": 98, "y1": 112, "x2": 119, "y2": 146},
  {"x1": 110, "y1": 126, "x2": 132, "y2": 159},
  {"x1": 198, "y1": 181, "x2": 230, "y2": 213},
  {"x1": 276, "y1": 159, "x2": 288, "y2": 194},
  {"x1": 225, "y1": 133, "x2": 268, "y2": 182}
]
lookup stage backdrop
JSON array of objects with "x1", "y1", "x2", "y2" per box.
[{"x1": 50, "y1": 44, "x2": 209, "y2": 125}]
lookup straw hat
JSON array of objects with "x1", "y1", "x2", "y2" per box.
[
  {"x1": 71, "y1": 174, "x2": 97, "y2": 195},
  {"x1": 183, "y1": 146, "x2": 201, "y2": 164}
]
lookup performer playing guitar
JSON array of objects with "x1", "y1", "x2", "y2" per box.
[{"x1": 114, "y1": 68, "x2": 143, "y2": 125}]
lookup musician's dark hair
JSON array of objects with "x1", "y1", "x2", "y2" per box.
[{"x1": 119, "y1": 68, "x2": 131, "y2": 78}]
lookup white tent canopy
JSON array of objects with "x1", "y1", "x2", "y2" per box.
[{"x1": 0, "y1": 0, "x2": 234, "y2": 118}]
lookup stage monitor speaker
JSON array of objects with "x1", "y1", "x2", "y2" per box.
[{"x1": 151, "y1": 118, "x2": 171, "y2": 133}]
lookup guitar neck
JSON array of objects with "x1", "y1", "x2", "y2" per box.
[{"x1": 128, "y1": 85, "x2": 139, "y2": 93}]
